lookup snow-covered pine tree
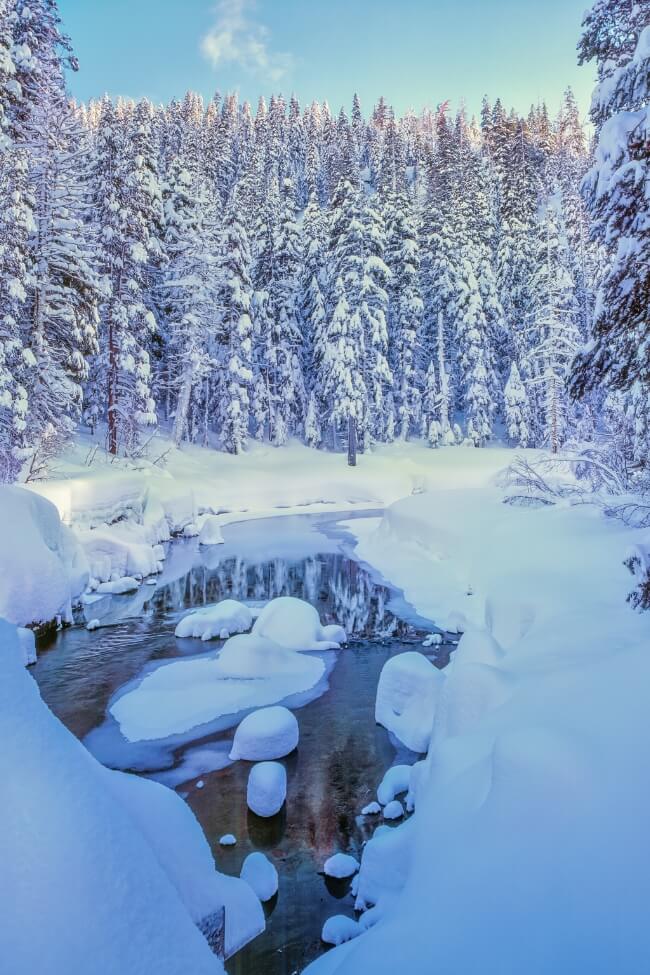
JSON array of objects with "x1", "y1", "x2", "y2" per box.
[
  {"x1": 359, "y1": 196, "x2": 392, "y2": 442},
  {"x1": 570, "y1": 7, "x2": 650, "y2": 470},
  {"x1": 527, "y1": 190, "x2": 580, "y2": 452},
  {"x1": 321, "y1": 274, "x2": 366, "y2": 463},
  {"x1": 216, "y1": 192, "x2": 254, "y2": 454},
  {"x1": 92, "y1": 97, "x2": 163, "y2": 456},
  {"x1": 160, "y1": 144, "x2": 218, "y2": 446},
  {"x1": 454, "y1": 252, "x2": 494, "y2": 446},
  {"x1": 384, "y1": 191, "x2": 423, "y2": 439},
  {"x1": 504, "y1": 361, "x2": 531, "y2": 446}
]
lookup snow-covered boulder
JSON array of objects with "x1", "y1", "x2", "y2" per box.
[
  {"x1": 247, "y1": 761, "x2": 287, "y2": 817},
  {"x1": 383, "y1": 799, "x2": 404, "y2": 820},
  {"x1": 29, "y1": 472, "x2": 148, "y2": 530},
  {"x1": 230, "y1": 706, "x2": 299, "y2": 761},
  {"x1": 377, "y1": 764, "x2": 412, "y2": 806},
  {"x1": 0, "y1": 486, "x2": 88, "y2": 628},
  {"x1": 240, "y1": 852, "x2": 279, "y2": 901},
  {"x1": 199, "y1": 516, "x2": 224, "y2": 546},
  {"x1": 375, "y1": 652, "x2": 445, "y2": 753},
  {"x1": 79, "y1": 523, "x2": 163, "y2": 584},
  {"x1": 0, "y1": 618, "x2": 263, "y2": 972},
  {"x1": 149, "y1": 481, "x2": 197, "y2": 536},
  {"x1": 219, "y1": 834, "x2": 237, "y2": 847},
  {"x1": 361, "y1": 801, "x2": 382, "y2": 816},
  {"x1": 175, "y1": 600, "x2": 253, "y2": 642},
  {"x1": 321, "y1": 915, "x2": 362, "y2": 946},
  {"x1": 323, "y1": 853, "x2": 360, "y2": 879},
  {"x1": 252, "y1": 596, "x2": 346, "y2": 651}
]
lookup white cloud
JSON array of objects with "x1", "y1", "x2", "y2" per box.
[{"x1": 201, "y1": 0, "x2": 294, "y2": 85}]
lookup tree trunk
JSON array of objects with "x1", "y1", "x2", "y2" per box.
[{"x1": 348, "y1": 415, "x2": 357, "y2": 467}]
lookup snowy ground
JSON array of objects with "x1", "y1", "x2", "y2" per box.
[{"x1": 3, "y1": 433, "x2": 650, "y2": 974}]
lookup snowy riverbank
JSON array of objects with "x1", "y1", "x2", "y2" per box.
[
  {"x1": 306, "y1": 485, "x2": 650, "y2": 974},
  {"x1": 1, "y1": 435, "x2": 529, "y2": 631}
]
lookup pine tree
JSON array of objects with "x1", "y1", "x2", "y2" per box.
[
  {"x1": 217, "y1": 194, "x2": 254, "y2": 454},
  {"x1": 504, "y1": 361, "x2": 531, "y2": 446}
]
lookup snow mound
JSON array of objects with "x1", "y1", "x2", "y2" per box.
[
  {"x1": 0, "y1": 486, "x2": 88, "y2": 628},
  {"x1": 252, "y1": 596, "x2": 346, "y2": 650},
  {"x1": 175, "y1": 600, "x2": 253, "y2": 642},
  {"x1": 219, "y1": 834, "x2": 237, "y2": 847},
  {"x1": 230, "y1": 706, "x2": 299, "y2": 761},
  {"x1": 375, "y1": 652, "x2": 445, "y2": 753},
  {"x1": 110, "y1": 636, "x2": 323, "y2": 742},
  {"x1": 199, "y1": 516, "x2": 225, "y2": 546},
  {"x1": 80, "y1": 524, "x2": 163, "y2": 585},
  {"x1": 0, "y1": 618, "x2": 263, "y2": 973},
  {"x1": 324, "y1": 853, "x2": 360, "y2": 879},
  {"x1": 383, "y1": 799, "x2": 404, "y2": 820},
  {"x1": 240, "y1": 852, "x2": 279, "y2": 901},
  {"x1": 247, "y1": 761, "x2": 287, "y2": 817},
  {"x1": 322, "y1": 915, "x2": 362, "y2": 946},
  {"x1": 362, "y1": 801, "x2": 381, "y2": 816}
]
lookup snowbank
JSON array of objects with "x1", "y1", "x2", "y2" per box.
[
  {"x1": 175, "y1": 599, "x2": 253, "y2": 642},
  {"x1": 229, "y1": 706, "x2": 299, "y2": 761},
  {"x1": 252, "y1": 596, "x2": 346, "y2": 650},
  {"x1": 0, "y1": 486, "x2": 88, "y2": 629},
  {"x1": 308, "y1": 487, "x2": 650, "y2": 975},
  {"x1": 110, "y1": 635, "x2": 323, "y2": 742},
  {"x1": 0, "y1": 619, "x2": 263, "y2": 974}
]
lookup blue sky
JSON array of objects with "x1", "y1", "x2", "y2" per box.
[{"x1": 58, "y1": 0, "x2": 595, "y2": 119}]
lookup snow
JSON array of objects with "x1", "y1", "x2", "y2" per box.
[
  {"x1": 252, "y1": 595, "x2": 346, "y2": 650},
  {"x1": 0, "y1": 486, "x2": 88, "y2": 629},
  {"x1": 0, "y1": 619, "x2": 263, "y2": 973},
  {"x1": 175, "y1": 599, "x2": 253, "y2": 641},
  {"x1": 382, "y1": 799, "x2": 404, "y2": 820},
  {"x1": 199, "y1": 515, "x2": 225, "y2": 546},
  {"x1": 96, "y1": 576, "x2": 140, "y2": 594},
  {"x1": 240, "y1": 852, "x2": 279, "y2": 901},
  {"x1": 361, "y1": 801, "x2": 382, "y2": 816},
  {"x1": 230, "y1": 706, "x2": 299, "y2": 761},
  {"x1": 322, "y1": 915, "x2": 362, "y2": 946},
  {"x1": 376, "y1": 765, "x2": 412, "y2": 806},
  {"x1": 375, "y1": 652, "x2": 444, "y2": 753},
  {"x1": 110, "y1": 636, "x2": 323, "y2": 742},
  {"x1": 219, "y1": 834, "x2": 237, "y2": 847},
  {"x1": 246, "y1": 761, "x2": 287, "y2": 817},
  {"x1": 308, "y1": 477, "x2": 650, "y2": 975},
  {"x1": 323, "y1": 853, "x2": 360, "y2": 879}
]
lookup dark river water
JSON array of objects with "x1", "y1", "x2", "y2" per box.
[{"x1": 32, "y1": 513, "x2": 450, "y2": 975}]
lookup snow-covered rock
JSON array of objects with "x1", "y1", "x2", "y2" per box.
[
  {"x1": 0, "y1": 486, "x2": 88, "y2": 628},
  {"x1": 252, "y1": 596, "x2": 346, "y2": 651},
  {"x1": 240, "y1": 852, "x2": 279, "y2": 901},
  {"x1": 219, "y1": 834, "x2": 237, "y2": 847},
  {"x1": 382, "y1": 799, "x2": 404, "y2": 820},
  {"x1": 0, "y1": 619, "x2": 262, "y2": 973},
  {"x1": 110, "y1": 637, "x2": 323, "y2": 743},
  {"x1": 323, "y1": 853, "x2": 360, "y2": 879},
  {"x1": 199, "y1": 516, "x2": 224, "y2": 546},
  {"x1": 230, "y1": 706, "x2": 299, "y2": 761},
  {"x1": 321, "y1": 915, "x2": 362, "y2": 946},
  {"x1": 377, "y1": 764, "x2": 412, "y2": 806},
  {"x1": 247, "y1": 761, "x2": 287, "y2": 817},
  {"x1": 29, "y1": 473, "x2": 148, "y2": 530},
  {"x1": 375, "y1": 652, "x2": 444, "y2": 753},
  {"x1": 361, "y1": 801, "x2": 382, "y2": 816},
  {"x1": 175, "y1": 600, "x2": 253, "y2": 642},
  {"x1": 79, "y1": 523, "x2": 163, "y2": 584}
]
